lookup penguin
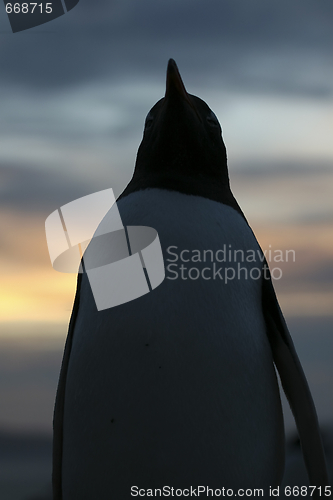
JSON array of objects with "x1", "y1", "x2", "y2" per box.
[{"x1": 52, "y1": 59, "x2": 328, "y2": 499}]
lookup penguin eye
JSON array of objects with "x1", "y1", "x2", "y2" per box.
[
  {"x1": 206, "y1": 111, "x2": 219, "y2": 128},
  {"x1": 144, "y1": 113, "x2": 154, "y2": 130}
]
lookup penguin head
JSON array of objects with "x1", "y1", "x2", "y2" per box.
[
  {"x1": 120, "y1": 59, "x2": 243, "y2": 216},
  {"x1": 134, "y1": 59, "x2": 229, "y2": 187}
]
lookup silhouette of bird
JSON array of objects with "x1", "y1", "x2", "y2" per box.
[{"x1": 53, "y1": 59, "x2": 328, "y2": 499}]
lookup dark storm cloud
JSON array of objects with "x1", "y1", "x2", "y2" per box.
[
  {"x1": 0, "y1": 163, "x2": 94, "y2": 213},
  {"x1": 232, "y1": 160, "x2": 333, "y2": 176},
  {"x1": 0, "y1": 0, "x2": 332, "y2": 96}
]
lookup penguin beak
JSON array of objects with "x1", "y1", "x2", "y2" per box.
[
  {"x1": 165, "y1": 59, "x2": 202, "y2": 121},
  {"x1": 165, "y1": 59, "x2": 189, "y2": 101}
]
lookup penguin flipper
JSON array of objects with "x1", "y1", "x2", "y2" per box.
[
  {"x1": 262, "y1": 262, "x2": 328, "y2": 488},
  {"x1": 52, "y1": 272, "x2": 83, "y2": 500}
]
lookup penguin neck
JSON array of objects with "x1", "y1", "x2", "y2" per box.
[{"x1": 118, "y1": 169, "x2": 247, "y2": 222}]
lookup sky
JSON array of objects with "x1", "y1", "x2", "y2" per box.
[{"x1": 0, "y1": 0, "x2": 332, "y2": 435}]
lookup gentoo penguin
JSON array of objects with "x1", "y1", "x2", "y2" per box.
[{"x1": 53, "y1": 59, "x2": 328, "y2": 499}]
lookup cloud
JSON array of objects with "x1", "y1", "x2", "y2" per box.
[
  {"x1": 0, "y1": 82, "x2": 332, "y2": 199},
  {"x1": 0, "y1": 163, "x2": 94, "y2": 213},
  {"x1": 0, "y1": 2, "x2": 332, "y2": 203},
  {"x1": 0, "y1": 0, "x2": 331, "y2": 97},
  {"x1": 231, "y1": 167, "x2": 333, "y2": 225}
]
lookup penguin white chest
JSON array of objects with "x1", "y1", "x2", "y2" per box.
[{"x1": 62, "y1": 189, "x2": 284, "y2": 498}]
